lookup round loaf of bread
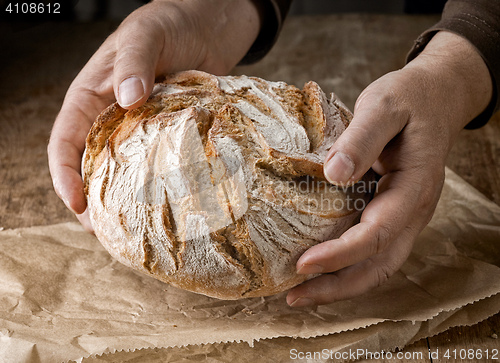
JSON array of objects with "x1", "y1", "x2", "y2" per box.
[{"x1": 83, "y1": 70, "x2": 375, "y2": 299}]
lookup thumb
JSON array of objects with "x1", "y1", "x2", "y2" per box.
[
  {"x1": 324, "y1": 78, "x2": 408, "y2": 184},
  {"x1": 112, "y1": 18, "x2": 164, "y2": 109}
]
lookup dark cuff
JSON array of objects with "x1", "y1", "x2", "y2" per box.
[{"x1": 238, "y1": 0, "x2": 292, "y2": 65}]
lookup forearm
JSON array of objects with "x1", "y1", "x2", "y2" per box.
[
  {"x1": 404, "y1": 31, "x2": 493, "y2": 132},
  {"x1": 407, "y1": 0, "x2": 500, "y2": 128}
]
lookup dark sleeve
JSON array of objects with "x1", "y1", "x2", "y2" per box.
[
  {"x1": 406, "y1": 0, "x2": 500, "y2": 129},
  {"x1": 238, "y1": 0, "x2": 293, "y2": 65}
]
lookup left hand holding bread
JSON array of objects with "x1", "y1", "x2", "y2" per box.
[{"x1": 48, "y1": 0, "x2": 262, "y2": 231}]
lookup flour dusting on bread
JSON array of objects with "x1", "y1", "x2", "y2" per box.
[{"x1": 83, "y1": 70, "x2": 375, "y2": 299}]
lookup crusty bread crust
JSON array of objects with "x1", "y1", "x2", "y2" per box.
[{"x1": 83, "y1": 70, "x2": 375, "y2": 299}]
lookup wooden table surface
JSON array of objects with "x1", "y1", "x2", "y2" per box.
[{"x1": 1, "y1": 14, "x2": 499, "y2": 362}]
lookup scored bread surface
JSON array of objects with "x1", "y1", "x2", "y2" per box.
[{"x1": 83, "y1": 70, "x2": 374, "y2": 299}]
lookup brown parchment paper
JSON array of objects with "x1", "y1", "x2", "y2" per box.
[
  {"x1": 79, "y1": 293, "x2": 500, "y2": 363},
  {"x1": 0, "y1": 167, "x2": 499, "y2": 363}
]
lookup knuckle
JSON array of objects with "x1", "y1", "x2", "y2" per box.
[
  {"x1": 371, "y1": 260, "x2": 394, "y2": 287},
  {"x1": 320, "y1": 274, "x2": 342, "y2": 303},
  {"x1": 370, "y1": 222, "x2": 393, "y2": 255},
  {"x1": 296, "y1": 274, "x2": 341, "y2": 305},
  {"x1": 357, "y1": 82, "x2": 409, "y2": 126},
  {"x1": 414, "y1": 167, "x2": 445, "y2": 215},
  {"x1": 418, "y1": 185, "x2": 436, "y2": 210},
  {"x1": 349, "y1": 125, "x2": 376, "y2": 158},
  {"x1": 375, "y1": 265, "x2": 391, "y2": 286}
]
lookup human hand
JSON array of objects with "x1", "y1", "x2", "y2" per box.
[
  {"x1": 287, "y1": 31, "x2": 493, "y2": 307},
  {"x1": 47, "y1": 0, "x2": 261, "y2": 231}
]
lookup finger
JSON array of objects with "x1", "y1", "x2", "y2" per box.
[
  {"x1": 287, "y1": 224, "x2": 417, "y2": 307},
  {"x1": 76, "y1": 208, "x2": 94, "y2": 234},
  {"x1": 296, "y1": 169, "x2": 425, "y2": 275},
  {"x1": 48, "y1": 107, "x2": 91, "y2": 214},
  {"x1": 113, "y1": 16, "x2": 164, "y2": 109},
  {"x1": 324, "y1": 76, "x2": 408, "y2": 185},
  {"x1": 48, "y1": 88, "x2": 111, "y2": 214},
  {"x1": 48, "y1": 139, "x2": 86, "y2": 214}
]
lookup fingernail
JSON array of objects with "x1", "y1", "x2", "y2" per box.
[
  {"x1": 63, "y1": 199, "x2": 78, "y2": 215},
  {"x1": 53, "y1": 181, "x2": 78, "y2": 215},
  {"x1": 324, "y1": 152, "x2": 355, "y2": 185},
  {"x1": 289, "y1": 297, "x2": 315, "y2": 308},
  {"x1": 297, "y1": 263, "x2": 324, "y2": 274},
  {"x1": 118, "y1": 76, "x2": 144, "y2": 107}
]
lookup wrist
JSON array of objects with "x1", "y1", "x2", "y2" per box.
[
  {"x1": 404, "y1": 31, "x2": 493, "y2": 130},
  {"x1": 207, "y1": 0, "x2": 263, "y2": 73},
  {"x1": 153, "y1": 0, "x2": 262, "y2": 74}
]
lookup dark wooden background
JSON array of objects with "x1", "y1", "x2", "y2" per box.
[{"x1": 1, "y1": 13, "x2": 498, "y2": 361}]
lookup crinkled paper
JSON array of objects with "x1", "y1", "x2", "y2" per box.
[{"x1": 0, "y1": 168, "x2": 499, "y2": 362}]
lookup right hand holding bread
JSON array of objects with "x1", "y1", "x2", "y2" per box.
[{"x1": 286, "y1": 31, "x2": 493, "y2": 307}]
